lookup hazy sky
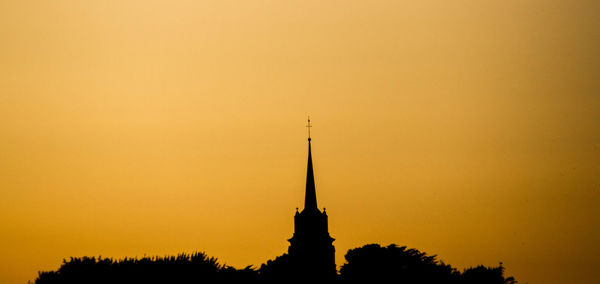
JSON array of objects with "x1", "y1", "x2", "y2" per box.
[{"x1": 1, "y1": 1, "x2": 599, "y2": 283}]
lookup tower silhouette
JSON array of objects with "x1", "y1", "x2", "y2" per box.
[{"x1": 287, "y1": 118, "x2": 336, "y2": 280}]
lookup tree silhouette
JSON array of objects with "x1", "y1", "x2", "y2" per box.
[
  {"x1": 461, "y1": 264, "x2": 517, "y2": 284},
  {"x1": 258, "y1": 253, "x2": 295, "y2": 283},
  {"x1": 35, "y1": 252, "x2": 258, "y2": 284},
  {"x1": 35, "y1": 244, "x2": 516, "y2": 284},
  {"x1": 340, "y1": 244, "x2": 459, "y2": 284}
]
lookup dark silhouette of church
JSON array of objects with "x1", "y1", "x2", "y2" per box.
[
  {"x1": 33, "y1": 118, "x2": 519, "y2": 284},
  {"x1": 287, "y1": 119, "x2": 337, "y2": 281}
]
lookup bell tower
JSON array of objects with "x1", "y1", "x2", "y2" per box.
[{"x1": 287, "y1": 118, "x2": 336, "y2": 280}]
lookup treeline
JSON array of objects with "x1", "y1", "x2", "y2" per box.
[
  {"x1": 35, "y1": 253, "x2": 257, "y2": 284},
  {"x1": 35, "y1": 244, "x2": 516, "y2": 284}
]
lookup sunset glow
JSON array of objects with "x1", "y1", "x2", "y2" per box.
[{"x1": 1, "y1": 1, "x2": 599, "y2": 283}]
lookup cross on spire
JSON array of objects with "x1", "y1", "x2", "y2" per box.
[{"x1": 306, "y1": 116, "x2": 312, "y2": 140}]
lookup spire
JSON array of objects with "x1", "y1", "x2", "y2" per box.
[{"x1": 304, "y1": 117, "x2": 318, "y2": 212}]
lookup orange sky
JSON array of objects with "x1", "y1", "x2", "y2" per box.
[{"x1": 1, "y1": 1, "x2": 599, "y2": 283}]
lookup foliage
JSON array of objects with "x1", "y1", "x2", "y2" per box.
[
  {"x1": 35, "y1": 245, "x2": 517, "y2": 284},
  {"x1": 340, "y1": 244, "x2": 459, "y2": 283},
  {"x1": 36, "y1": 252, "x2": 258, "y2": 284},
  {"x1": 340, "y1": 244, "x2": 517, "y2": 284}
]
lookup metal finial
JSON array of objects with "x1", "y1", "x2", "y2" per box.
[{"x1": 306, "y1": 116, "x2": 312, "y2": 140}]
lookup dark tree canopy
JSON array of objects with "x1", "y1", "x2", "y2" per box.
[
  {"x1": 340, "y1": 244, "x2": 459, "y2": 283},
  {"x1": 35, "y1": 244, "x2": 516, "y2": 284},
  {"x1": 461, "y1": 264, "x2": 517, "y2": 284},
  {"x1": 35, "y1": 252, "x2": 258, "y2": 284},
  {"x1": 339, "y1": 244, "x2": 516, "y2": 284}
]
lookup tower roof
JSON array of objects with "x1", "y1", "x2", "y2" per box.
[{"x1": 303, "y1": 118, "x2": 319, "y2": 213}]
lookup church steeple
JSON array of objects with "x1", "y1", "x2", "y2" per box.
[
  {"x1": 288, "y1": 117, "x2": 336, "y2": 281},
  {"x1": 304, "y1": 134, "x2": 318, "y2": 212}
]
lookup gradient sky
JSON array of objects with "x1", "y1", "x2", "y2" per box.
[{"x1": 1, "y1": 1, "x2": 599, "y2": 283}]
